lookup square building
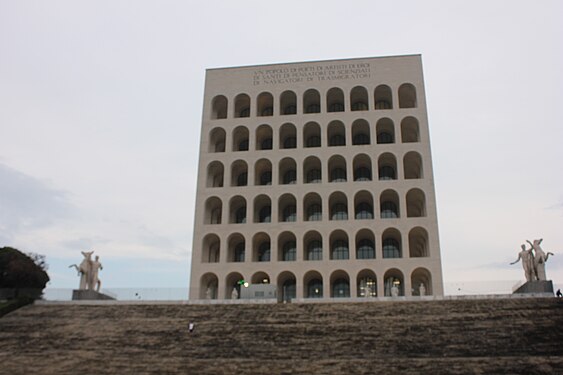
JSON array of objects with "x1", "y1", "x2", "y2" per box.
[{"x1": 189, "y1": 55, "x2": 444, "y2": 300}]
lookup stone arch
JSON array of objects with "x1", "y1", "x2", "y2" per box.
[
  {"x1": 255, "y1": 124, "x2": 273, "y2": 150},
  {"x1": 227, "y1": 233, "x2": 245, "y2": 262},
  {"x1": 384, "y1": 268, "x2": 404, "y2": 296},
  {"x1": 277, "y1": 271, "x2": 297, "y2": 302},
  {"x1": 280, "y1": 123, "x2": 297, "y2": 149},
  {"x1": 411, "y1": 268, "x2": 432, "y2": 296},
  {"x1": 304, "y1": 230, "x2": 323, "y2": 261},
  {"x1": 230, "y1": 160, "x2": 248, "y2": 187},
  {"x1": 406, "y1": 188, "x2": 426, "y2": 217},
  {"x1": 280, "y1": 90, "x2": 297, "y2": 115},
  {"x1": 234, "y1": 94, "x2": 250, "y2": 118},
  {"x1": 401, "y1": 116, "x2": 420, "y2": 142},
  {"x1": 327, "y1": 87, "x2": 345, "y2": 112},
  {"x1": 206, "y1": 161, "x2": 224, "y2": 188},
  {"x1": 357, "y1": 269, "x2": 377, "y2": 297},
  {"x1": 303, "y1": 121, "x2": 321, "y2": 148},
  {"x1": 225, "y1": 271, "x2": 245, "y2": 299},
  {"x1": 329, "y1": 230, "x2": 349, "y2": 260},
  {"x1": 204, "y1": 196, "x2": 222, "y2": 224},
  {"x1": 229, "y1": 195, "x2": 246, "y2": 224},
  {"x1": 303, "y1": 89, "x2": 321, "y2": 113},
  {"x1": 329, "y1": 191, "x2": 348, "y2": 221},
  {"x1": 208, "y1": 127, "x2": 226, "y2": 152},
  {"x1": 279, "y1": 157, "x2": 297, "y2": 185},
  {"x1": 304, "y1": 270, "x2": 323, "y2": 298},
  {"x1": 211, "y1": 95, "x2": 228, "y2": 119},
  {"x1": 201, "y1": 234, "x2": 220, "y2": 263},
  {"x1": 253, "y1": 194, "x2": 272, "y2": 223},
  {"x1": 352, "y1": 119, "x2": 371, "y2": 145},
  {"x1": 257, "y1": 92, "x2": 274, "y2": 116},
  {"x1": 330, "y1": 269, "x2": 350, "y2": 298},
  {"x1": 399, "y1": 83, "x2": 417, "y2": 108},
  {"x1": 252, "y1": 232, "x2": 271, "y2": 262},
  {"x1": 232, "y1": 126, "x2": 249, "y2": 151},
  {"x1": 350, "y1": 86, "x2": 369, "y2": 111},
  {"x1": 382, "y1": 228, "x2": 402, "y2": 258},
  {"x1": 254, "y1": 158, "x2": 272, "y2": 186},
  {"x1": 409, "y1": 227, "x2": 429, "y2": 257},
  {"x1": 278, "y1": 231, "x2": 297, "y2": 261},
  {"x1": 200, "y1": 272, "x2": 219, "y2": 299},
  {"x1": 279, "y1": 193, "x2": 297, "y2": 222},
  {"x1": 404, "y1": 151, "x2": 423, "y2": 179},
  {"x1": 374, "y1": 84, "x2": 393, "y2": 109}
]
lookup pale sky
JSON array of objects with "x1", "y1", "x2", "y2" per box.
[{"x1": 1, "y1": 0, "x2": 562, "y2": 294}]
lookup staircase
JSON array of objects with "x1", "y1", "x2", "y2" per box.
[{"x1": 1, "y1": 297, "x2": 562, "y2": 374}]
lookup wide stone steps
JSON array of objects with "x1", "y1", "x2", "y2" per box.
[{"x1": 1, "y1": 297, "x2": 562, "y2": 374}]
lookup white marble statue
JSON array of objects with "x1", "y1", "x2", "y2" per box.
[
  {"x1": 527, "y1": 239, "x2": 554, "y2": 281},
  {"x1": 69, "y1": 251, "x2": 103, "y2": 291},
  {"x1": 391, "y1": 284, "x2": 399, "y2": 297},
  {"x1": 510, "y1": 244, "x2": 536, "y2": 282},
  {"x1": 231, "y1": 287, "x2": 239, "y2": 299},
  {"x1": 90, "y1": 255, "x2": 103, "y2": 292},
  {"x1": 419, "y1": 283, "x2": 426, "y2": 296},
  {"x1": 206, "y1": 286, "x2": 212, "y2": 300},
  {"x1": 364, "y1": 285, "x2": 372, "y2": 298}
]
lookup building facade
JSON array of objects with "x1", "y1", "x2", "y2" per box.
[{"x1": 189, "y1": 55, "x2": 444, "y2": 301}]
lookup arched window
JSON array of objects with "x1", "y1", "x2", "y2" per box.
[
  {"x1": 282, "y1": 279, "x2": 296, "y2": 301},
  {"x1": 401, "y1": 116, "x2": 420, "y2": 143},
  {"x1": 282, "y1": 205, "x2": 296, "y2": 222},
  {"x1": 354, "y1": 167, "x2": 371, "y2": 182},
  {"x1": 350, "y1": 86, "x2": 369, "y2": 111},
  {"x1": 306, "y1": 168, "x2": 322, "y2": 183},
  {"x1": 383, "y1": 238, "x2": 401, "y2": 258},
  {"x1": 409, "y1": 227, "x2": 429, "y2": 258},
  {"x1": 351, "y1": 119, "x2": 370, "y2": 145},
  {"x1": 357, "y1": 271, "x2": 377, "y2": 297},
  {"x1": 304, "y1": 89, "x2": 321, "y2": 113},
  {"x1": 407, "y1": 189, "x2": 426, "y2": 217},
  {"x1": 357, "y1": 239, "x2": 375, "y2": 259},
  {"x1": 234, "y1": 94, "x2": 250, "y2": 118},
  {"x1": 376, "y1": 118, "x2": 395, "y2": 144},
  {"x1": 232, "y1": 126, "x2": 249, "y2": 151},
  {"x1": 384, "y1": 270, "x2": 404, "y2": 296},
  {"x1": 307, "y1": 240, "x2": 323, "y2": 260},
  {"x1": 404, "y1": 152, "x2": 423, "y2": 179},
  {"x1": 211, "y1": 95, "x2": 228, "y2": 119},
  {"x1": 328, "y1": 121, "x2": 346, "y2": 146},
  {"x1": 331, "y1": 203, "x2": 348, "y2": 220},
  {"x1": 256, "y1": 124, "x2": 273, "y2": 151},
  {"x1": 230, "y1": 196, "x2": 246, "y2": 224},
  {"x1": 355, "y1": 202, "x2": 373, "y2": 220},
  {"x1": 202, "y1": 234, "x2": 220, "y2": 263},
  {"x1": 283, "y1": 170, "x2": 297, "y2": 184},
  {"x1": 378, "y1": 166, "x2": 395, "y2": 180},
  {"x1": 332, "y1": 279, "x2": 350, "y2": 297},
  {"x1": 209, "y1": 128, "x2": 226, "y2": 153},
  {"x1": 279, "y1": 158, "x2": 297, "y2": 185},
  {"x1": 280, "y1": 91, "x2": 297, "y2": 115},
  {"x1": 307, "y1": 203, "x2": 322, "y2": 221},
  {"x1": 259, "y1": 206, "x2": 271, "y2": 223},
  {"x1": 258, "y1": 242, "x2": 271, "y2": 262},
  {"x1": 378, "y1": 153, "x2": 397, "y2": 181},
  {"x1": 304, "y1": 122, "x2": 321, "y2": 148},
  {"x1": 282, "y1": 241, "x2": 296, "y2": 261},
  {"x1": 375, "y1": 85, "x2": 393, "y2": 109},
  {"x1": 330, "y1": 168, "x2": 346, "y2": 182},
  {"x1": 307, "y1": 279, "x2": 323, "y2": 298},
  {"x1": 257, "y1": 92, "x2": 274, "y2": 116},
  {"x1": 206, "y1": 161, "x2": 224, "y2": 188},
  {"x1": 235, "y1": 207, "x2": 246, "y2": 223},
  {"x1": 255, "y1": 159, "x2": 272, "y2": 186},
  {"x1": 331, "y1": 239, "x2": 349, "y2": 260},
  {"x1": 235, "y1": 172, "x2": 247, "y2": 187},
  {"x1": 381, "y1": 201, "x2": 398, "y2": 218},
  {"x1": 399, "y1": 83, "x2": 417, "y2": 108},
  {"x1": 327, "y1": 87, "x2": 345, "y2": 112},
  {"x1": 280, "y1": 123, "x2": 297, "y2": 149},
  {"x1": 234, "y1": 242, "x2": 245, "y2": 262}
]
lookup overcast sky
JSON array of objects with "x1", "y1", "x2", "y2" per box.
[{"x1": 1, "y1": 0, "x2": 562, "y2": 294}]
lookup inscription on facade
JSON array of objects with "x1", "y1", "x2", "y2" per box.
[{"x1": 252, "y1": 63, "x2": 371, "y2": 86}]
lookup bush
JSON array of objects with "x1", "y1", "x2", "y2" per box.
[{"x1": 0, "y1": 247, "x2": 49, "y2": 296}]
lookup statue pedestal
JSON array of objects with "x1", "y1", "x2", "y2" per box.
[
  {"x1": 72, "y1": 290, "x2": 115, "y2": 301},
  {"x1": 513, "y1": 280, "x2": 554, "y2": 295}
]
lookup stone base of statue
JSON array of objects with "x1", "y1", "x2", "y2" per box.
[
  {"x1": 513, "y1": 280, "x2": 554, "y2": 295},
  {"x1": 72, "y1": 290, "x2": 115, "y2": 301}
]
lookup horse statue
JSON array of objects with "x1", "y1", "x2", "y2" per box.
[{"x1": 69, "y1": 251, "x2": 94, "y2": 290}]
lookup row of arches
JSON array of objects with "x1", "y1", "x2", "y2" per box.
[
  {"x1": 201, "y1": 226, "x2": 430, "y2": 264},
  {"x1": 210, "y1": 84, "x2": 417, "y2": 119},
  {"x1": 208, "y1": 117, "x2": 420, "y2": 153},
  {"x1": 204, "y1": 189, "x2": 427, "y2": 225},
  {"x1": 207, "y1": 152, "x2": 423, "y2": 188},
  {"x1": 200, "y1": 267, "x2": 432, "y2": 300}
]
